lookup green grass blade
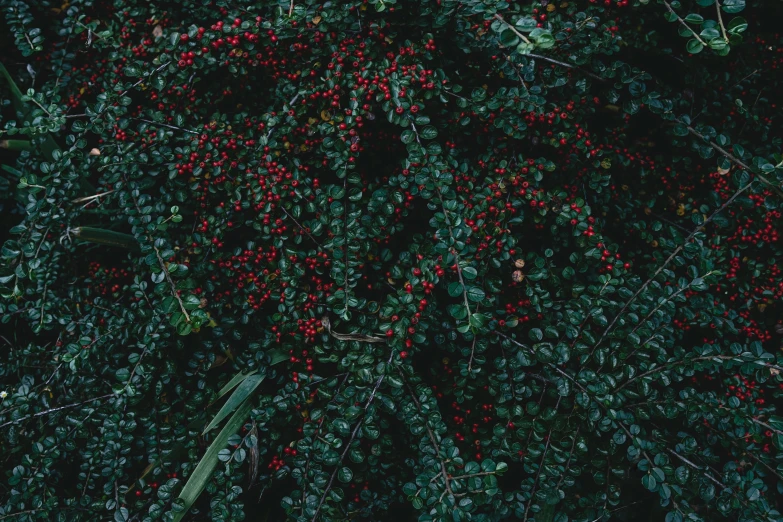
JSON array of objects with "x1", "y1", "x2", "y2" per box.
[
  {"x1": 267, "y1": 348, "x2": 289, "y2": 366},
  {"x1": 0, "y1": 140, "x2": 33, "y2": 151},
  {"x1": 202, "y1": 373, "x2": 264, "y2": 435},
  {"x1": 1, "y1": 164, "x2": 23, "y2": 177},
  {"x1": 215, "y1": 370, "x2": 257, "y2": 401},
  {"x1": 172, "y1": 396, "x2": 255, "y2": 522},
  {"x1": 0, "y1": 62, "x2": 25, "y2": 112},
  {"x1": 72, "y1": 227, "x2": 140, "y2": 251}
]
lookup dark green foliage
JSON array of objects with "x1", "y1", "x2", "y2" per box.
[{"x1": 1, "y1": 0, "x2": 782, "y2": 521}]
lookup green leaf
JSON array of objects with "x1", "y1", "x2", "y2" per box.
[
  {"x1": 529, "y1": 28, "x2": 555, "y2": 49},
  {"x1": 448, "y1": 282, "x2": 464, "y2": 298},
  {"x1": 721, "y1": 0, "x2": 745, "y2": 13},
  {"x1": 449, "y1": 304, "x2": 468, "y2": 320},
  {"x1": 700, "y1": 27, "x2": 721, "y2": 41},
  {"x1": 338, "y1": 467, "x2": 353, "y2": 483},
  {"x1": 470, "y1": 312, "x2": 489, "y2": 329},
  {"x1": 686, "y1": 39, "x2": 704, "y2": 54},
  {"x1": 769, "y1": 416, "x2": 783, "y2": 431},
  {"x1": 683, "y1": 13, "x2": 704, "y2": 24},
  {"x1": 727, "y1": 16, "x2": 747, "y2": 34},
  {"x1": 420, "y1": 126, "x2": 438, "y2": 139},
  {"x1": 499, "y1": 29, "x2": 519, "y2": 48},
  {"x1": 514, "y1": 17, "x2": 538, "y2": 32},
  {"x1": 173, "y1": 396, "x2": 254, "y2": 522},
  {"x1": 690, "y1": 278, "x2": 708, "y2": 291},
  {"x1": 203, "y1": 373, "x2": 264, "y2": 434},
  {"x1": 462, "y1": 266, "x2": 478, "y2": 280},
  {"x1": 466, "y1": 286, "x2": 485, "y2": 302}
]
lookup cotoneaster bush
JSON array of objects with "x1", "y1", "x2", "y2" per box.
[{"x1": 1, "y1": 0, "x2": 783, "y2": 521}]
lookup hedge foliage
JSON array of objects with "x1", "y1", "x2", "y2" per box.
[{"x1": 1, "y1": 0, "x2": 783, "y2": 521}]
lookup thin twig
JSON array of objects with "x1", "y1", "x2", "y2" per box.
[
  {"x1": 133, "y1": 117, "x2": 199, "y2": 135},
  {"x1": 626, "y1": 278, "x2": 702, "y2": 340},
  {"x1": 666, "y1": 449, "x2": 728, "y2": 489},
  {"x1": 122, "y1": 177, "x2": 191, "y2": 322},
  {"x1": 321, "y1": 315, "x2": 386, "y2": 343},
  {"x1": 589, "y1": 180, "x2": 754, "y2": 358},
  {"x1": 280, "y1": 207, "x2": 322, "y2": 247},
  {"x1": 121, "y1": 62, "x2": 171, "y2": 98},
  {"x1": 411, "y1": 122, "x2": 474, "y2": 329},
  {"x1": 715, "y1": 0, "x2": 729, "y2": 43},
  {"x1": 493, "y1": 14, "x2": 531, "y2": 44},
  {"x1": 28, "y1": 97, "x2": 52, "y2": 117},
  {"x1": 616, "y1": 355, "x2": 783, "y2": 392},
  {"x1": 678, "y1": 121, "x2": 783, "y2": 197},
  {"x1": 555, "y1": 428, "x2": 580, "y2": 493},
  {"x1": 401, "y1": 373, "x2": 455, "y2": 499},
  {"x1": 522, "y1": 398, "x2": 561, "y2": 522},
  {"x1": 71, "y1": 190, "x2": 115, "y2": 205},
  {"x1": 526, "y1": 53, "x2": 606, "y2": 82},
  {"x1": 649, "y1": 211, "x2": 690, "y2": 233},
  {"x1": 310, "y1": 350, "x2": 394, "y2": 521},
  {"x1": 299, "y1": 373, "x2": 351, "y2": 515},
  {"x1": 0, "y1": 394, "x2": 114, "y2": 429},
  {"x1": 467, "y1": 336, "x2": 478, "y2": 372},
  {"x1": 0, "y1": 509, "x2": 44, "y2": 520},
  {"x1": 154, "y1": 245, "x2": 190, "y2": 322},
  {"x1": 662, "y1": 1, "x2": 708, "y2": 47},
  {"x1": 731, "y1": 69, "x2": 759, "y2": 88}
]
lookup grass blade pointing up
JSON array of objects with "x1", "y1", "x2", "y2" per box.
[
  {"x1": 214, "y1": 370, "x2": 257, "y2": 402},
  {"x1": 202, "y1": 372, "x2": 264, "y2": 435},
  {"x1": 172, "y1": 396, "x2": 256, "y2": 522}
]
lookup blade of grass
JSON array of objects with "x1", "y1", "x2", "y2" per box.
[
  {"x1": 0, "y1": 62, "x2": 25, "y2": 112},
  {"x1": 267, "y1": 348, "x2": 289, "y2": 366},
  {"x1": 215, "y1": 370, "x2": 257, "y2": 401},
  {"x1": 202, "y1": 373, "x2": 264, "y2": 435},
  {"x1": 1, "y1": 164, "x2": 23, "y2": 177},
  {"x1": 172, "y1": 396, "x2": 255, "y2": 522},
  {"x1": 72, "y1": 227, "x2": 140, "y2": 251},
  {"x1": 0, "y1": 140, "x2": 33, "y2": 151}
]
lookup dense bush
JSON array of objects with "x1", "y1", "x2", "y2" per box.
[{"x1": 1, "y1": 0, "x2": 783, "y2": 520}]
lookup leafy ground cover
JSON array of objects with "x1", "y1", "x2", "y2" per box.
[{"x1": 1, "y1": 0, "x2": 783, "y2": 521}]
